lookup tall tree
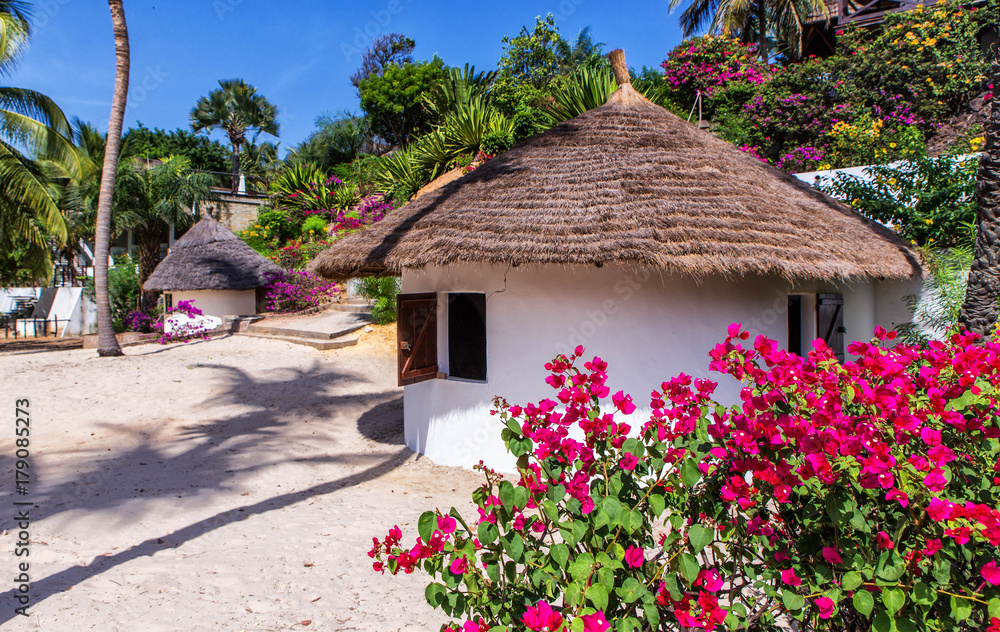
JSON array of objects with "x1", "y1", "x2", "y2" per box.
[
  {"x1": 960, "y1": 51, "x2": 1000, "y2": 336},
  {"x1": 93, "y1": 0, "x2": 129, "y2": 357},
  {"x1": 358, "y1": 58, "x2": 445, "y2": 147},
  {"x1": 668, "y1": 0, "x2": 823, "y2": 62},
  {"x1": 349, "y1": 33, "x2": 415, "y2": 88},
  {"x1": 190, "y1": 79, "x2": 279, "y2": 193},
  {"x1": 0, "y1": 1, "x2": 84, "y2": 284}
]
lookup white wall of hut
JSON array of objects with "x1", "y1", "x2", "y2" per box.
[
  {"x1": 400, "y1": 263, "x2": 920, "y2": 471},
  {"x1": 168, "y1": 289, "x2": 257, "y2": 318}
]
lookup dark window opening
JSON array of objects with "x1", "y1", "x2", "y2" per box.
[
  {"x1": 448, "y1": 293, "x2": 487, "y2": 381},
  {"x1": 788, "y1": 295, "x2": 803, "y2": 356}
]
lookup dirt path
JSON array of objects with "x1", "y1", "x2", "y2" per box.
[{"x1": 0, "y1": 328, "x2": 482, "y2": 631}]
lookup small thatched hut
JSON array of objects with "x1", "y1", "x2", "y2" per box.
[
  {"x1": 145, "y1": 214, "x2": 281, "y2": 317},
  {"x1": 309, "y1": 50, "x2": 922, "y2": 471}
]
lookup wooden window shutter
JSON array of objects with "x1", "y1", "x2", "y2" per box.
[
  {"x1": 397, "y1": 293, "x2": 438, "y2": 386},
  {"x1": 817, "y1": 293, "x2": 845, "y2": 362}
]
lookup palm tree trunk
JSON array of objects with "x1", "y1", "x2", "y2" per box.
[
  {"x1": 230, "y1": 142, "x2": 241, "y2": 194},
  {"x1": 93, "y1": 0, "x2": 129, "y2": 357},
  {"x1": 959, "y1": 52, "x2": 1000, "y2": 336},
  {"x1": 758, "y1": 0, "x2": 769, "y2": 63}
]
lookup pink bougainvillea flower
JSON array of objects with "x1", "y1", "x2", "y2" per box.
[
  {"x1": 695, "y1": 569, "x2": 725, "y2": 592},
  {"x1": 619, "y1": 452, "x2": 639, "y2": 470},
  {"x1": 612, "y1": 390, "x2": 637, "y2": 415},
  {"x1": 924, "y1": 469, "x2": 948, "y2": 492},
  {"x1": 923, "y1": 539, "x2": 943, "y2": 556},
  {"x1": 982, "y1": 560, "x2": 1000, "y2": 586},
  {"x1": 927, "y1": 497, "x2": 955, "y2": 522},
  {"x1": 450, "y1": 556, "x2": 469, "y2": 575},
  {"x1": 920, "y1": 427, "x2": 942, "y2": 446},
  {"x1": 512, "y1": 514, "x2": 526, "y2": 530},
  {"x1": 815, "y1": 596, "x2": 835, "y2": 619},
  {"x1": 523, "y1": 601, "x2": 564, "y2": 631},
  {"x1": 821, "y1": 547, "x2": 843, "y2": 565},
  {"x1": 876, "y1": 531, "x2": 894, "y2": 549},
  {"x1": 579, "y1": 611, "x2": 611, "y2": 632},
  {"x1": 781, "y1": 568, "x2": 802, "y2": 587},
  {"x1": 624, "y1": 546, "x2": 645, "y2": 568},
  {"x1": 886, "y1": 489, "x2": 909, "y2": 508},
  {"x1": 463, "y1": 619, "x2": 488, "y2": 632},
  {"x1": 437, "y1": 515, "x2": 457, "y2": 535}
]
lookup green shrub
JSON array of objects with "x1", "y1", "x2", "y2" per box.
[
  {"x1": 300, "y1": 215, "x2": 329, "y2": 241},
  {"x1": 357, "y1": 276, "x2": 400, "y2": 325}
]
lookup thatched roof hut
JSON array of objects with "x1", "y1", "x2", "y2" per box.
[
  {"x1": 145, "y1": 214, "x2": 281, "y2": 292},
  {"x1": 309, "y1": 51, "x2": 919, "y2": 283}
]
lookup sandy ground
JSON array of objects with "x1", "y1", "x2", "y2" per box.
[{"x1": 0, "y1": 326, "x2": 482, "y2": 631}]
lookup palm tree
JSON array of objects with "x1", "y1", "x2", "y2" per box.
[
  {"x1": 669, "y1": 0, "x2": 823, "y2": 62},
  {"x1": 959, "y1": 51, "x2": 1000, "y2": 336},
  {"x1": 109, "y1": 155, "x2": 219, "y2": 310},
  {"x1": 92, "y1": 0, "x2": 129, "y2": 356},
  {"x1": 0, "y1": 1, "x2": 85, "y2": 284},
  {"x1": 190, "y1": 79, "x2": 279, "y2": 194}
]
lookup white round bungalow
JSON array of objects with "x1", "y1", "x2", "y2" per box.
[
  {"x1": 144, "y1": 214, "x2": 281, "y2": 319},
  {"x1": 310, "y1": 51, "x2": 923, "y2": 472}
]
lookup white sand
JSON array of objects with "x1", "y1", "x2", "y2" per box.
[{"x1": 0, "y1": 331, "x2": 482, "y2": 631}]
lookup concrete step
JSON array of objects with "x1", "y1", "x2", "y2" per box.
[
  {"x1": 325, "y1": 303, "x2": 374, "y2": 314},
  {"x1": 245, "y1": 322, "x2": 367, "y2": 340},
  {"x1": 240, "y1": 332, "x2": 360, "y2": 351}
]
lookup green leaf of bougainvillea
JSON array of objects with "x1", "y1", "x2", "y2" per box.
[
  {"x1": 616, "y1": 577, "x2": 646, "y2": 603},
  {"x1": 912, "y1": 582, "x2": 936, "y2": 605},
  {"x1": 585, "y1": 583, "x2": 609, "y2": 610},
  {"x1": 678, "y1": 553, "x2": 700, "y2": 585},
  {"x1": 681, "y1": 460, "x2": 700, "y2": 488},
  {"x1": 512, "y1": 486, "x2": 530, "y2": 510},
  {"x1": 550, "y1": 543, "x2": 569, "y2": 569},
  {"x1": 502, "y1": 532, "x2": 524, "y2": 563},
  {"x1": 990, "y1": 598, "x2": 1000, "y2": 619},
  {"x1": 882, "y1": 587, "x2": 905, "y2": 615},
  {"x1": 872, "y1": 609, "x2": 893, "y2": 632},
  {"x1": 418, "y1": 511, "x2": 436, "y2": 542},
  {"x1": 950, "y1": 595, "x2": 972, "y2": 621},
  {"x1": 498, "y1": 480, "x2": 515, "y2": 512},
  {"x1": 854, "y1": 590, "x2": 875, "y2": 617},
  {"x1": 688, "y1": 524, "x2": 713, "y2": 553},
  {"x1": 424, "y1": 582, "x2": 447, "y2": 608},
  {"x1": 782, "y1": 589, "x2": 805, "y2": 611},
  {"x1": 478, "y1": 521, "x2": 499, "y2": 545},
  {"x1": 648, "y1": 490, "x2": 665, "y2": 517},
  {"x1": 662, "y1": 574, "x2": 682, "y2": 601}
]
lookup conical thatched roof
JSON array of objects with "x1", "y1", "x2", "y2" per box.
[
  {"x1": 144, "y1": 215, "x2": 282, "y2": 291},
  {"x1": 309, "y1": 51, "x2": 921, "y2": 282}
]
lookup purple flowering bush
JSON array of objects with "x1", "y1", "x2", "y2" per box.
[
  {"x1": 262, "y1": 271, "x2": 340, "y2": 312},
  {"x1": 660, "y1": 35, "x2": 771, "y2": 110}
]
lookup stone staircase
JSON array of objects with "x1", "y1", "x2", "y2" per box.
[{"x1": 240, "y1": 301, "x2": 373, "y2": 350}]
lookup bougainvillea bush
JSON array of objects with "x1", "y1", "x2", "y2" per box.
[
  {"x1": 660, "y1": 35, "x2": 771, "y2": 111},
  {"x1": 262, "y1": 270, "x2": 339, "y2": 312},
  {"x1": 370, "y1": 326, "x2": 1000, "y2": 631}
]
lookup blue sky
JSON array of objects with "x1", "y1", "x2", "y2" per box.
[{"x1": 9, "y1": 1, "x2": 687, "y2": 151}]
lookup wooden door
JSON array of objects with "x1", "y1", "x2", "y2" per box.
[{"x1": 397, "y1": 293, "x2": 438, "y2": 386}]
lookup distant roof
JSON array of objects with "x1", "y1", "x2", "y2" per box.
[
  {"x1": 144, "y1": 215, "x2": 282, "y2": 291},
  {"x1": 310, "y1": 51, "x2": 921, "y2": 283}
]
